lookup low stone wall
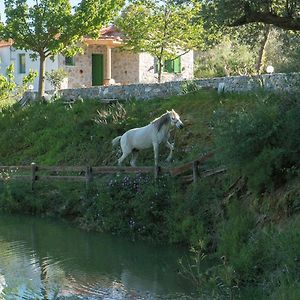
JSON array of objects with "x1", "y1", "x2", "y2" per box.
[{"x1": 57, "y1": 72, "x2": 300, "y2": 101}]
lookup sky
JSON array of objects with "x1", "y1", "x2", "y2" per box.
[{"x1": 0, "y1": 0, "x2": 81, "y2": 22}]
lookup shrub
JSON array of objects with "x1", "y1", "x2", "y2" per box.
[
  {"x1": 79, "y1": 174, "x2": 176, "y2": 242},
  {"x1": 214, "y1": 94, "x2": 300, "y2": 193},
  {"x1": 195, "y1": 38, "x2": 256, "y2": 78},
  {"x1": 0, "y1": 64, "x2": 37, "y2": 108}
]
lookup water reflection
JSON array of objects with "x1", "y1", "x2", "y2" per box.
[{"x1": 0, "y1": 215, "x2": 195, "y2": 299}]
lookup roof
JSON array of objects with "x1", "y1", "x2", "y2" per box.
[
  {"x1": 84, "y1": 25, "x2": 123, "y2": 47},
  {"x1": 0, "y1": 40, "x2": 13, "y2": 48},
  {"x1": 0, "y1": 26, "x2": 123, "y2": 49}
]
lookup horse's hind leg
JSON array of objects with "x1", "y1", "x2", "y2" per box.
[
  {"x1": 118, "y1": 150, "x2": 131, "y2": 166},
  {"x1": 153, "y1": 142, "x2": 159, "y2": 166},
  {"x1": 130, "y1": 149, "x2": 139, "y2": 167},
  {"x1": 117, "y1": 135, "x2": 132, "y2": 166},
  {"x1": 165, "y1": 140, "x2": 174, "y2": 162}
]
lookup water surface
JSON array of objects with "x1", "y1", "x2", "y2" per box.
[{"x1": 0, "y1": 214, "x2": 196, "y2": 299}]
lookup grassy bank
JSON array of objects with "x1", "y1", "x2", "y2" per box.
[{"x1": 0, "y1": 89, "x2": 299, "y2": 298}]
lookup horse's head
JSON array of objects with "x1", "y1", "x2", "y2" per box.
[{"x1": 168, "y1": 109, "x2": 184, "y2": 129}]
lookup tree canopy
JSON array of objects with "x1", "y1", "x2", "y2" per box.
[
  {"x1": 0, "y1": 0, "x2": 124, "y2": 97},
  {"x1": 116, "y1": 0, "x2": 205, "y2": 82},
  {"x1": 203, "y1": 0, "x2": 300, "y2": 31}
]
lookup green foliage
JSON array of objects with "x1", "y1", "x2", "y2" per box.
[
  {"x1": 195, "y1": 38, "x2": 256, "y2": 78},
  {"x1": 262, "y1": 29, "x2": 300, "y2": 73},
  {"x1": 214, "y1": 94, "x2": 300, "y2": 193},
  {"x1": 180, "y1": 80, "x2": 201, "y2": 94},
  {"x1": 180, "y1": 199, "x2": 300, "y2": 299},
  {"x1": 80, "y1": 174, "x2": 175, "y2": 241},
  {"x1": 0, "y1": 0, "x2": 123, "y2": 97},
  {"x1": 116, "y1": 0, "x2": 205, "y2": 82},
  {"x1": 45, "y1": 68, "x2": 67, "y2": 92},
  {"x1": 0, "y1": 64, "x2": 37, "y2": 108},
  {"x1": 195, "y1": 24, "x2": 300, "y2": 79},
  {"x1": 0, "y1": 90, "x2": 299, "y2": 298},
  {"x1": 202, "y1": 0, "x2": 300, "y2": 31},
  {"x1": 0, "y1": 180, "x2": 85, "y2": 217}
]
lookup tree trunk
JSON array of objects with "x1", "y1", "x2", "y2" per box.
[
  {"x1": 256, "y1": 24, "x2": 271, "y2": 75},
  {"x1": 158, "y1": 58, "x2": 163, "y2": 83},
  {"x1": 38, "y1": 52, "x2": 46, "y2": 98}
]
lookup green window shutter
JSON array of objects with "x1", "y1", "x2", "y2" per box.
[
  {"x1": 19, "y1": 54, "x2": 26, "y2": 74},
  {"x1": 173, "y1": 57, "x2": 181, "y2": 73},
  {"x1": 164, "y1": 59, "x2": 174, "y2": 73}
]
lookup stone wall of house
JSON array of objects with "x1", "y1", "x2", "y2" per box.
[
  {"x1": 111, "y1": 49, "x2": 140, "y2": 84},
  {"x1": 138, "y1": 51, "x2": 194, "y2": 83},
  {"x1": 58, "y1": 73, "x2": 300, "y2": 101},
  {"x1": 60, "y1": 47, "x2": 194, "y2": 88},
  {"x1": 62, "y1": 45, "x2": 106, "y2": 89}
]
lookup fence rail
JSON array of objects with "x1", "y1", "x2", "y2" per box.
[{"x1": 0, "y1": 152, "x2": 224, "y2": 189}]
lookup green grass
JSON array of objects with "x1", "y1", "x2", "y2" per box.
[
  {"x1": 0, "y1": 89, "x2": 262, "y2": 167},
  {"x1": 0, "y1": 89, "x2": 299, "y2": 299}
]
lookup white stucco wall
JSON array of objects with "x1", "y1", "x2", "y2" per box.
[
  {"x1": 0, "y1": 47, "x2": 11, "y2": 70},
  {"x1": 0, "y1": 46, "x2": 59, "y2": 91},
  {"x1": 0, "y1": 45, "x2": 194, "y2": 91}
]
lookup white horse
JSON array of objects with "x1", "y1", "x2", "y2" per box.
[{"x1": 112, "y1": 109, "x2": 184, "y2": 167}]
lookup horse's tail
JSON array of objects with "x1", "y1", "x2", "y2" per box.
[{"x1": 112, "y1": 136, "x2": 121, "y2": 147}]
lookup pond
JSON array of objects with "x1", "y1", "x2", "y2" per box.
[{"x1": 0, "y1": 214, "x2": 197, "y2": 299}]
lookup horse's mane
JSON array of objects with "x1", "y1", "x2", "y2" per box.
[{"x1": 151, "y1": 112, "x2": 170, "y2": 132}]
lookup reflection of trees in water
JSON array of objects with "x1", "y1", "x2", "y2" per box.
[
  {"x1": 0, "y1": 274, "x2": 6, "y2": 296},
  {"x1": 0, "y1": 216, "x2": 192, "y2": 299},
  {"x1": 0, "y1": 239, "x2": 67, "y2": 299},
  {"x1": 0, "y1": 238, "x2": 149, "y2": 300}
]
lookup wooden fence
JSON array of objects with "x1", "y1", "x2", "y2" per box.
[{"x1": 0, "y1": 152, "x2": 226, "y2": 189}]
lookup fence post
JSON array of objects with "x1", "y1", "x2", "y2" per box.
[
  {"x1": 86, "y1": 166, "x2": 93, "y2": 187},
  {"x1": 31, "y1": 162, "x2": 37, "y2": 191},
  {"x1": 192, "y1": 161, "x2": 199, "y2": 184}
]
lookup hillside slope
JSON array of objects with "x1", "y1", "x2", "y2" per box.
[
  {"x1": 0, "y1": 90, "x2": 255, "y2": 166},
  {"x1": 0, "y1": 90, "x2": 299, "y2": 299}
]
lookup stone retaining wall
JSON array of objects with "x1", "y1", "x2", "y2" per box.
[{"x1": 56, "y1": 72, "x2": 300, "y2": 101}]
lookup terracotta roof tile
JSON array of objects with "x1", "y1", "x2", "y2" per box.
[{"x1": 0, "y1": 40, "x2": 13, "y2": 48}]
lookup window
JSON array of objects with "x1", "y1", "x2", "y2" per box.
[
  {"x1": 65, "y1": 56, "x2": 75, "y2": 66},
  {"x1": 154, "y1": 57, "x2": 181, "y2": 74},
  {"x1": 164, "y1": 57, "x2": 181, "y2": 73},
  {"x1": 19, "y1": 54, "x2": 26, "y2": 74}
]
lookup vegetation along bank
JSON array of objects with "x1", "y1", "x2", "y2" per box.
[{"x1": 0, "y1": 89, "x2": 299, "y2": 298}]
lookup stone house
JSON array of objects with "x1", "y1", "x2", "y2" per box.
[{"x1": 0, "y1": 26, "x2": 194, "y2": 91}]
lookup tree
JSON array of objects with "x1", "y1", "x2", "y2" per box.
[
  {"x1": 0, "y1": 0, "x2": 123, "y2": 98},
  {"x1": 203, "y1": 0, "x2": 300, "y2": 31},
  {"x1": 194, "y1": 37, "x2": 257, "y2": 78},
  {"x1": 116, "y1": 0, "x2": 205, "y2": 83},
  {"x1": 0, "y1": 64, "x2": 37, "y2": 107},
  {"x1": 228, "y1": 23, "x2": 272, "y2": 74}
]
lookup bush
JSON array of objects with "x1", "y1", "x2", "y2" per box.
[
  {"x1": 79, "y1": 174, "x2": 177, "y2": 242},
  {"x1": 214, "y1": 94, "x2": 300, "y2": 194},
  {"x1": 195, "y1": 38, "x2": 256, "y2": 78},
  {"x1": 181, "y1": 200, "x2": 300, "y2": 299},
  {"x1": 0, "y1": 64, "x2": 37, "y2": 108}
]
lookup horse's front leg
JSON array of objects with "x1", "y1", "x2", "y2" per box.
[
  {"x1": 152, "y1": 142, "x2": 159, "y2": 166},
  {"x1": 165, "y1": 140, "x2": 174, "y2": 162}
]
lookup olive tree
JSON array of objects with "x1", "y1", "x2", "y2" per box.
[{"x1": 202, "y1": 0, "x2": 300, "y2": 31}]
